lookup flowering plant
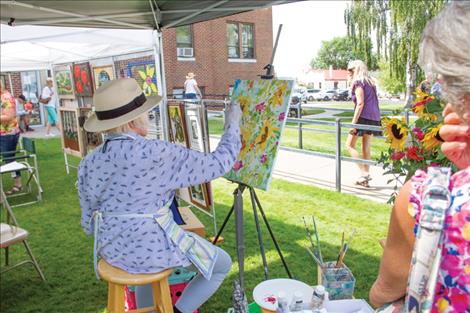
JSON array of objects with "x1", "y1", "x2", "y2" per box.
[{"x1": 378, "y1": 90, "x2": 453, "y2": 203}]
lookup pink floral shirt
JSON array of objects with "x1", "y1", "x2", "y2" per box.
[{"x1": 409, "y1": 168, "x2": 470, "y2": 313}]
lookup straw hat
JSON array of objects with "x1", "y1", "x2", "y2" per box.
[
  {"x1": 186, "y1": 72, "x2": 196, "y2": 79},
  {"x1": 84, "y1": 78, "x2": 161, "y2": 132}
]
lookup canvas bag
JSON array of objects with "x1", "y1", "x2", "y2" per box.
[{"x1": 376, "y1": 167, "x2": 452, "y2": 313}]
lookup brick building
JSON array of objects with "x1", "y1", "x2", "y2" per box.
[{"x1": 163, "y1": 8, "x2": 273, "y2": 99}]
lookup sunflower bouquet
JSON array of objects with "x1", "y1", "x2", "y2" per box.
[{"x1": 379, "y1": 90, "x2": 453, "y2": 203}]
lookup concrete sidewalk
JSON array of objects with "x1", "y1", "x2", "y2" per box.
[{"x1": 23, "y1": 126, "x2": 398, "y2": 204}]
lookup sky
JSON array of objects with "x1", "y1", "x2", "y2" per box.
[{"x1": 272, "y1": 1, "x2": 349, "y2": 79}]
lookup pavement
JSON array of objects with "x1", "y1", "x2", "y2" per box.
[{"x1": 23, "y1": 125, "x2": 398, "y2": 204}]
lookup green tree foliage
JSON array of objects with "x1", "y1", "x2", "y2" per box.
[
  {"x1": 310, "y1": 36, "x2": 377, "y2": 70},
  {"x1": 345, "y1": 0, "x2": 445, "y2": 105},
  {"x1": 378, "y1": 61, "x2": 405, "y2": 95}
]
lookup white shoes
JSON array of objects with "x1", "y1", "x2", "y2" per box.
[{"x1": 45, "y1": 133, "x2": 56, "y2": 137}]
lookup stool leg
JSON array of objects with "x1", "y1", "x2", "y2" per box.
[
  {"x1": 107, "y1": 283, "x2": 115, "y2": 313},
  {"x1": 153, "y1": 280, "x2": 173, "y2": 313},
  {"x1": 113, "y1": 284, "x2": 126, "y2": 313}
]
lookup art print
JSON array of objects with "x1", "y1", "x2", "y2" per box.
[
  {"x1": 53, "y1": 65, "x2": 75, "y2": 99},
  {"x1": 224, "y1": 79, "x2": 293, "y2": 191},
  {"x1": 185, "y1": 106, "x2": 204, "y2": 152},
  {"x1": 59, "y1": 107, "x2": 83, "y2": 157},
  {"x1": 188, "y1": 183, "x2": 211, "y2": 213},
  {"x1": 73, "y1": 63, "x2": 93, "y2": 97},
  {"x1": 167, "y1": 103, "x2": 189, "y2": 147},
  {"x1": 79, "y1": 107, "x2": 103, "y2": 153},
  {"x1": 127, "y1": 61, "x2": 158, "y2": 96},
  {"x1": 93, "y1": 65, "x2": 115, "y2": 90}
]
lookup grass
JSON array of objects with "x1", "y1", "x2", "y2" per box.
[
  {"x1": 209, "y1": 119, "x2": 388, "y2": 160},
  {"x1": 0, "y1": 139, "x2": 390, "y2": 313},
  {"x1": 312, "y1": 102, "x2": 405, "y2": 112}
]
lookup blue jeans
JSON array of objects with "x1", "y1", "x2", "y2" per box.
[
  {"x1": 184, "y1": 93, "x2": 197, "y2": 99},
  {"x1": 0, "y1": 133, "x2": 21, "y2": 177},
  {"x1": 136, "y1": 247, "x2": 232, "y2": 313}
]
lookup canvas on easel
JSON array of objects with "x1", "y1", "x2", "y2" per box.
[
  {"x1": 58, "y1": 107, "x2": 85, "y2": 157},
  {"x1": 224, "y1": 79, "x2": 294, "y2": 191}
]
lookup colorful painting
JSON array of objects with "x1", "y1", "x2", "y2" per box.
[
  {"x1": 127, "y1": 61, "x2": 158, "y2": 96},
  {"x1": 167, "y1": 103, "x2": 189, "y2": 147},
  {"x1": 224, "y1": 79, "x2": 294, "y2": 191},
  {"x1": 92, "y1": 65, "x2": 115, "y2": 90},
  {"x1": 188, "y1": 183, "x2": 211, "y2": 213},
  {"x1": 73, "y1": 63, "x2": 93, "y2": 97},
  {"x1": 53, "y1": 65, "x2": 75, "y2": 99},
  {"x1": 185, "y1": 106, "x2": 205, "y2": 152}
]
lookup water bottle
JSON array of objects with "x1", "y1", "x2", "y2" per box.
[
  {"x1": 311, "y1": 285, "x2": 326, "y2": 311},
  {"x1": 289, "y1": 291, "x2": 304, "y2": 312},
  {"x1": 276, "y1": 291, "x2": 288, "y2": 313}
]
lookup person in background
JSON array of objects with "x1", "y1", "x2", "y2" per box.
[
  {"x1": 184, "y1": 72, "x2": 202, "y2": 100},
  {"x1": 345, "y1": 60, "x2": 382, "y2": 188},
  {"x1": 418, "y1": 72, "x2": 433, "y2": 94},
  {"x1": 16, "y1": 94, "x2": 34, "y2": 132},
  {"x1": 78, "y1": 78, "x2": 241, "y2": 313},
  {"x1": 431, "y1": 73, "x2": 444, "y2": 98},
  {"x1": 0, "y1": 80, "x2": 22, "y2": 195},
  {"x1": 370, "y1": 2, "x2": 469, "y2": 311},
  {"x1": 40, "y1": 77, "x2": 61, "y2": 136}
]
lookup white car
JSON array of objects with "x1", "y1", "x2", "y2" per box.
[
  {"x1": 305, "y1": 89, "x2": 321, "y2": 101},
  {"x1": 314, "y1": 90, "x2": 336, "y2": 101}
]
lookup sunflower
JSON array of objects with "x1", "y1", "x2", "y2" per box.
[
  {"x1": 269, "y1": 82, "x2": 288, "y2": 107},
  {"x1": 382, "y1": 117, "x2": 408, "y2": 151},
  {"x1": 255, "y1": 119, "x2": 279, "y2": 153},
  {"x1": 422, "y1": 124, "x2": 443, "y2": 151},
  {"x1": 412, "y1": 89, "x2": 434, "y2": 117},
  {"x1": 237, "y1": 95, "x2": 250, "y2": 115},
  {"x1": 138, "y1": 65, "x2": 158, "y2": 96},
  {"x1": 238, "y1": 127, "x2": 252, "y2": 159}
]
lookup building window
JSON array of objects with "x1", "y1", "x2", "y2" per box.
[
  {"x1": 176, "y1": 25, "x2": 194, "y2": 58},
  {"x1": 227, "y1": 22, "x2": 254, "y2": 59}
]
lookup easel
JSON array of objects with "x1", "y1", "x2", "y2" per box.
[{"x1": 212, "y1": 24, "x2": 292, "y2": 288}]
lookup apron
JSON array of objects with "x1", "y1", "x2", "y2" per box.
[{"x1": 90, "y1": 133, "x2": 218, "y2": 280}]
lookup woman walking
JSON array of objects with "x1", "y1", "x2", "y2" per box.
[{"x1": 345, "y1": 60, "x2": 381, "y2": 187}]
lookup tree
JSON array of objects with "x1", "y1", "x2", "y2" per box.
[
  {"x1": 345, "y1": 0, "x2": 445, "y2": 106},
  {"x1": 310, "y1": 36, "x2": 376, "y2": 70},
  {"x1": 378, "y1": 61, "x2": 405, "y2": 95}
]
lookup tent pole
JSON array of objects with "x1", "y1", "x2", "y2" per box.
[{"x1": 153, "y1": 30, "x2": 168, "y2": 141}]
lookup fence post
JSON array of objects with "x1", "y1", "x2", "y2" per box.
[
  {"x1": 298, "y1": 103, "x2": 303, "y2": 149},
  {"x1": 405, "y1": 108, "x2": 410, "y2": 125},
  {"x1": 335, "y1": 118, "x2": 342, "y2": 192}
]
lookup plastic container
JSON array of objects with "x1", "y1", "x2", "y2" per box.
[
  {"x1": 169, "y1": 267, "x2": 197, "y2": 285},
  {"x1": 319, "y1": 261, "x2": 355, "y2": 300}
]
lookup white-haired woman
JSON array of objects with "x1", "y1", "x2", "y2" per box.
[
  {"x1": 370, "y1": 2, "x2": 469, "y2": 311},
  {"x1": 346, "y1": 60, "x2": 381, "y2": 187},
  {"x1": 78, "y1": 78, "x2": 241, "y2": 313}
]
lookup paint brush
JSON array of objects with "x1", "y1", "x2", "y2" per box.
[
  {"x1": 305, "y1": 246, "x2": 323, "y2": 267},
  {"x1": 341, "y1": 228, "x2": 357, "y2": 263},
  {"x1": 312, "y1": 216, "x2": 323, "y2": 263},
  {"x1": 303, "y1": 217, "x2": 317, "y2": 253},
  {"x1": 336, "y1": 232, "x2": 345, "y2": 267}
]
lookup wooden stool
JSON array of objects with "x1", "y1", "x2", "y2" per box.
[{"x1": 98, "y1": 259, "x2": 174, "y2": 313}]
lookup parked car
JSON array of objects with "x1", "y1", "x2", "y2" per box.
[
  {"x1": 333, "y1": 89, "x2": 351, "y2": 101},
  {"x1": 305, "y1": 89, "x2": 321, "y2": 101},
  {"x1": 316, "y1": 89, "x2": 337, "y2": 101}
]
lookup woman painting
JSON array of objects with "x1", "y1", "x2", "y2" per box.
[
  {"x1": 78, "y1": 78, "x2": 241, "y2": 313},
  {"x1": 345, "y1": 60, "x2": 381, "y2": 187},
  {"x1": 370, "y1": 2, "x2": 469, "y2": 311}
]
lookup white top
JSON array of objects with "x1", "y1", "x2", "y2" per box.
[
  {"x1": 41, "y1": 86, "x2": 57, "y2": 108},
  {"x1": 184, "y1": 78, "x2": 198, "y2": 94}
]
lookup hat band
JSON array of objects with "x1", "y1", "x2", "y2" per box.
[{"x1": 95, "y1": 93, "x2": 147, "y2": 120}]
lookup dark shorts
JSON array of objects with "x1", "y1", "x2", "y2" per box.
[{"x1": 356, "y1": 117, "x2": 382, "y2": 136}]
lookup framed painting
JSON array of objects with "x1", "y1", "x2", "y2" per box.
[
  {"x1": 127, "y1": 61, "x2": 158, "y2": 96},
  {"x1": 188, "y1": 183, "x2": 212, "y2": 213},
  {"x1": 58, "y1": 107, "x2": 84, "y2": 157},
  {"x1": 79, "y1": 107, "x2": 103, "y2": 154},
  {"x1": 224, "y1": 79, "x2": 294, "y2": 191},
  {"x1": 53, "y1": 65, "x2": 75, "y2": 99},
  {"x1": 167, "y1": 103, "x2": 189, "y2": 148},
  {"x1": 185, "y1": 106, "x2": 205, "y2": 152},
  {"x1": 73, "y1": 62, "x2": 93, "y2": 97},
  {"x1": 92, "y1": 65, "x2": 115, "y2": 90}
]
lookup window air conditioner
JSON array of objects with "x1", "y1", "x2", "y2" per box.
[{"x1": 177, "y1": 47, "x2": 194, "y2": 57}]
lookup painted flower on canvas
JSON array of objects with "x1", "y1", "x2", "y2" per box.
[
  {"x1": 138, "y1": 65, "x2": 158, "y2": 96},
  {"x1": 224, "y1": 79, "x2": 293, "y2": 190}
]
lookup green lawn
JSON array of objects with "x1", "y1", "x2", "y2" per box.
[
  {"x1": 209, "y1": 119, "x2": 388, "y2": 160},
  {"x1": 0, "y1": 139, "x2": 390, "y2": 313},
  {"x1": 314, "y1": 102, "x2": 405, "y2": 111}
]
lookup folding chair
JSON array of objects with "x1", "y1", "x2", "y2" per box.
[
  {"x1": 0, "y1": 137, "x2": 42, "y2": 207},
  {"x1": 0, "y1": 189, "x2": 46, "y2": 281}
]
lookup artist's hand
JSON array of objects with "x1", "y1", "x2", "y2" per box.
[
  {"x1": 440, "y1": 103, "x2": 470, "y2": 170},
  {"x1": 225, "y1": 102, "x2": 242, "y2": 126}
]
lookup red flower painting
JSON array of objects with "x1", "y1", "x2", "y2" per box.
[{"x1": 73, "y1": 63, "x2": 93, "y2": 97}]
